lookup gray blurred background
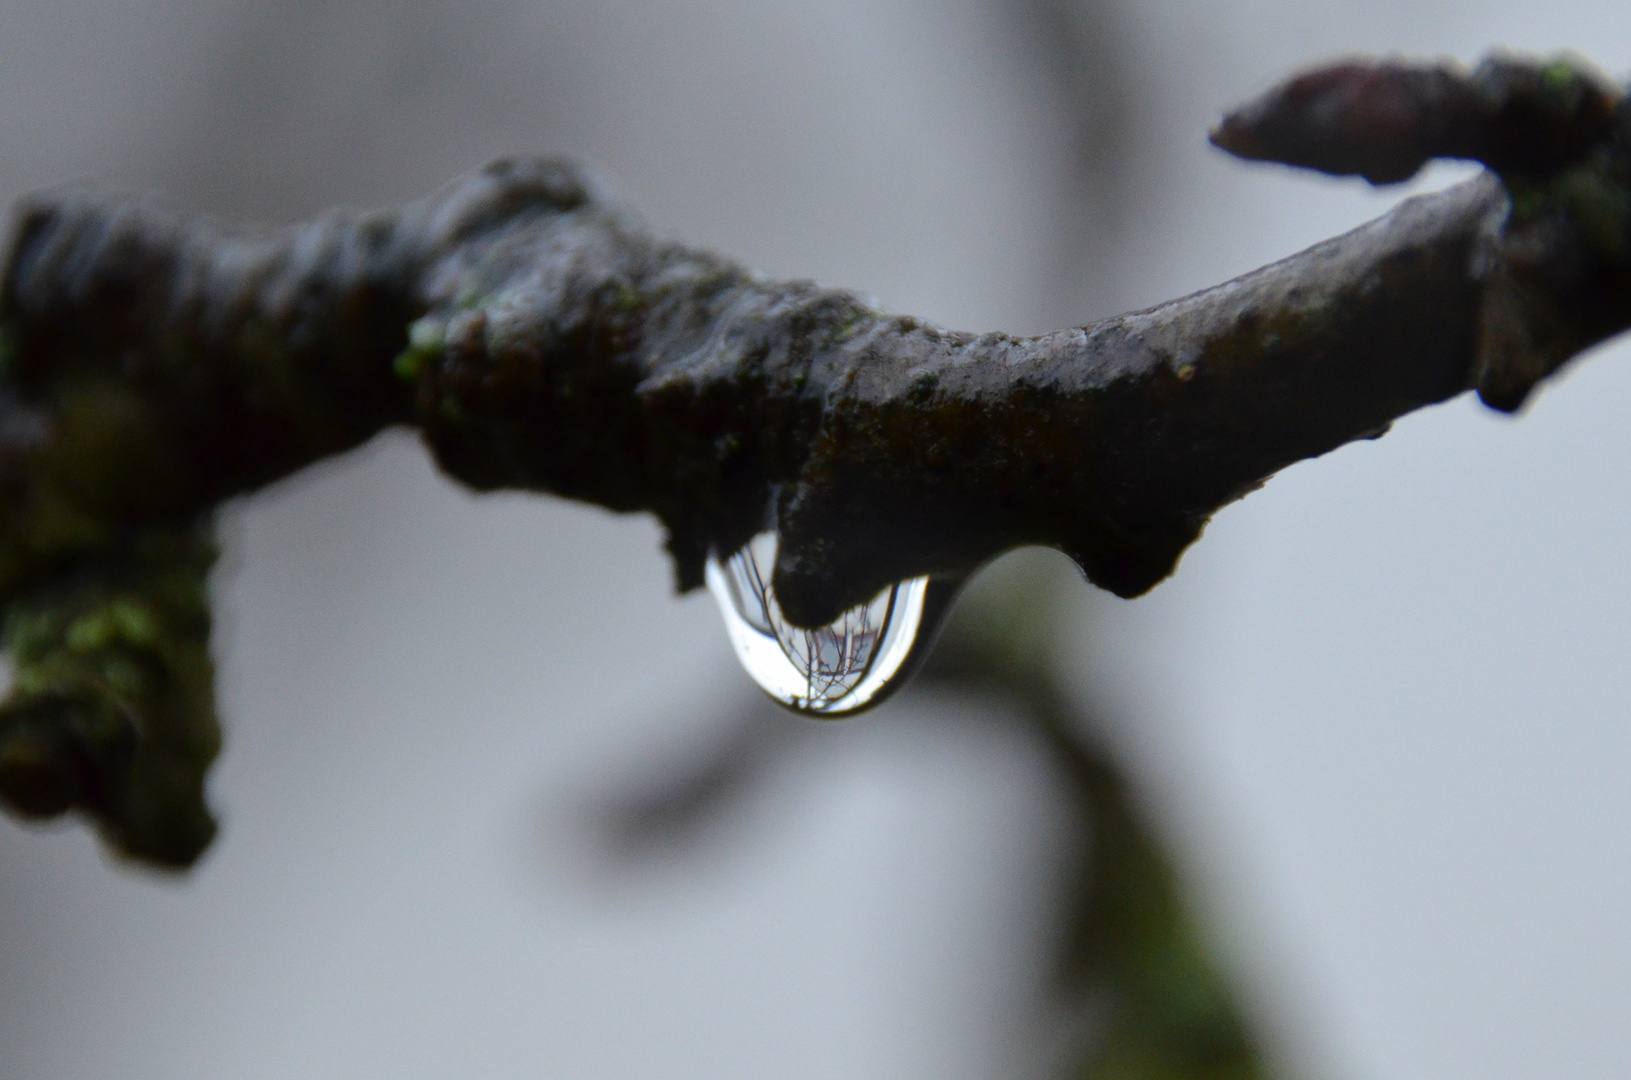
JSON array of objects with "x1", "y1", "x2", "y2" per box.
[{"x1": 2, "y1": 1, "x2": 1631, "y2": 1078}]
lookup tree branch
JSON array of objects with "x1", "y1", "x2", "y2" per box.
[{"x1": 2, "y1": 50, "x2": 1628, "y2": 866}]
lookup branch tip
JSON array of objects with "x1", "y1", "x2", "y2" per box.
[{"x1": 1212, "y1": 50, "x2": 1623, "y2": 184}]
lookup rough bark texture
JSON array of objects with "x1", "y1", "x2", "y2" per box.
[{"x1": 1, "y1": 51, "x2": 1628, "y2": 866}]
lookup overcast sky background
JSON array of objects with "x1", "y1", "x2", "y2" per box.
[{"x1": 2, "y1": 2, "x2": 1630, "y2": 1079}]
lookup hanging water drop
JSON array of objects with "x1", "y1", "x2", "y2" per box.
[{"x1": 706, "y1": 532, "x2": 932, "y2": 716}]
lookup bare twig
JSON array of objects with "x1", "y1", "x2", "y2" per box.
[{"x1": 1, "y1": 50, "x2": 1627, "y2": 865}]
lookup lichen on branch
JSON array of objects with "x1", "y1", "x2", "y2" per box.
[{"x1": 1, "y1": 49, "x2": 1629, "y2": 867}]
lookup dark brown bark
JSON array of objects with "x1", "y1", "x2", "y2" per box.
[{"x1": 1, "y1": 50, "x2": 1627, "y2": 866}]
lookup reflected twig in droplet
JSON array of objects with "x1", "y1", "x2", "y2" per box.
[{"x1": 706, "y1": 532, "x2": 932, "y2": 715}]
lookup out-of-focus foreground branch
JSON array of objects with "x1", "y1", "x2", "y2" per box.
[{"x1": 1, "y1": 50, "x2": 1628, "y2": 866}]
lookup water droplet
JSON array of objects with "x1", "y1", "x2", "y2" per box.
[{"x1": 706, "y1": 532, "x2": 932, "y2": 716}]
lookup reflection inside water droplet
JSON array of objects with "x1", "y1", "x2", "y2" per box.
[{"x1": 706, "y1": 532, "x2": 930, "y2": 716}]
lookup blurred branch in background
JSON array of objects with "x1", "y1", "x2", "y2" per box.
[
  {"x1": 925, "y1": 564, "x2": 1259, "y2": 1080},
  {"x1": 595, "y1": 554, "x2": 1262, "y2": 1079}
]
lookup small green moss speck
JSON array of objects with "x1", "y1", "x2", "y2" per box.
[
  {"x1": 13, "y1": 668, "x2": 51, "y2": 695},
  {"x1": 394, "y1": 318, "x2": 445, "y2": 382},
  {"x1": 832, "y1": 313, "x2": 868, "y2": 345},
  {"x1": 1541, "y1": 59, "x2": 1578, "y2": 92},
  {"x1": 66, "y1": 601, "x2": 157, "y2": 654}
]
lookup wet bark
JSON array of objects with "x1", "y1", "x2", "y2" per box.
[{"x1": 1, "y1": 51, "x2": 1627, "y2": 866}]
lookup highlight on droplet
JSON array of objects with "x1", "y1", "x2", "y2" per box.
[{"x1": 705, "y1": 532, "x2": 929, "y2": 716}]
